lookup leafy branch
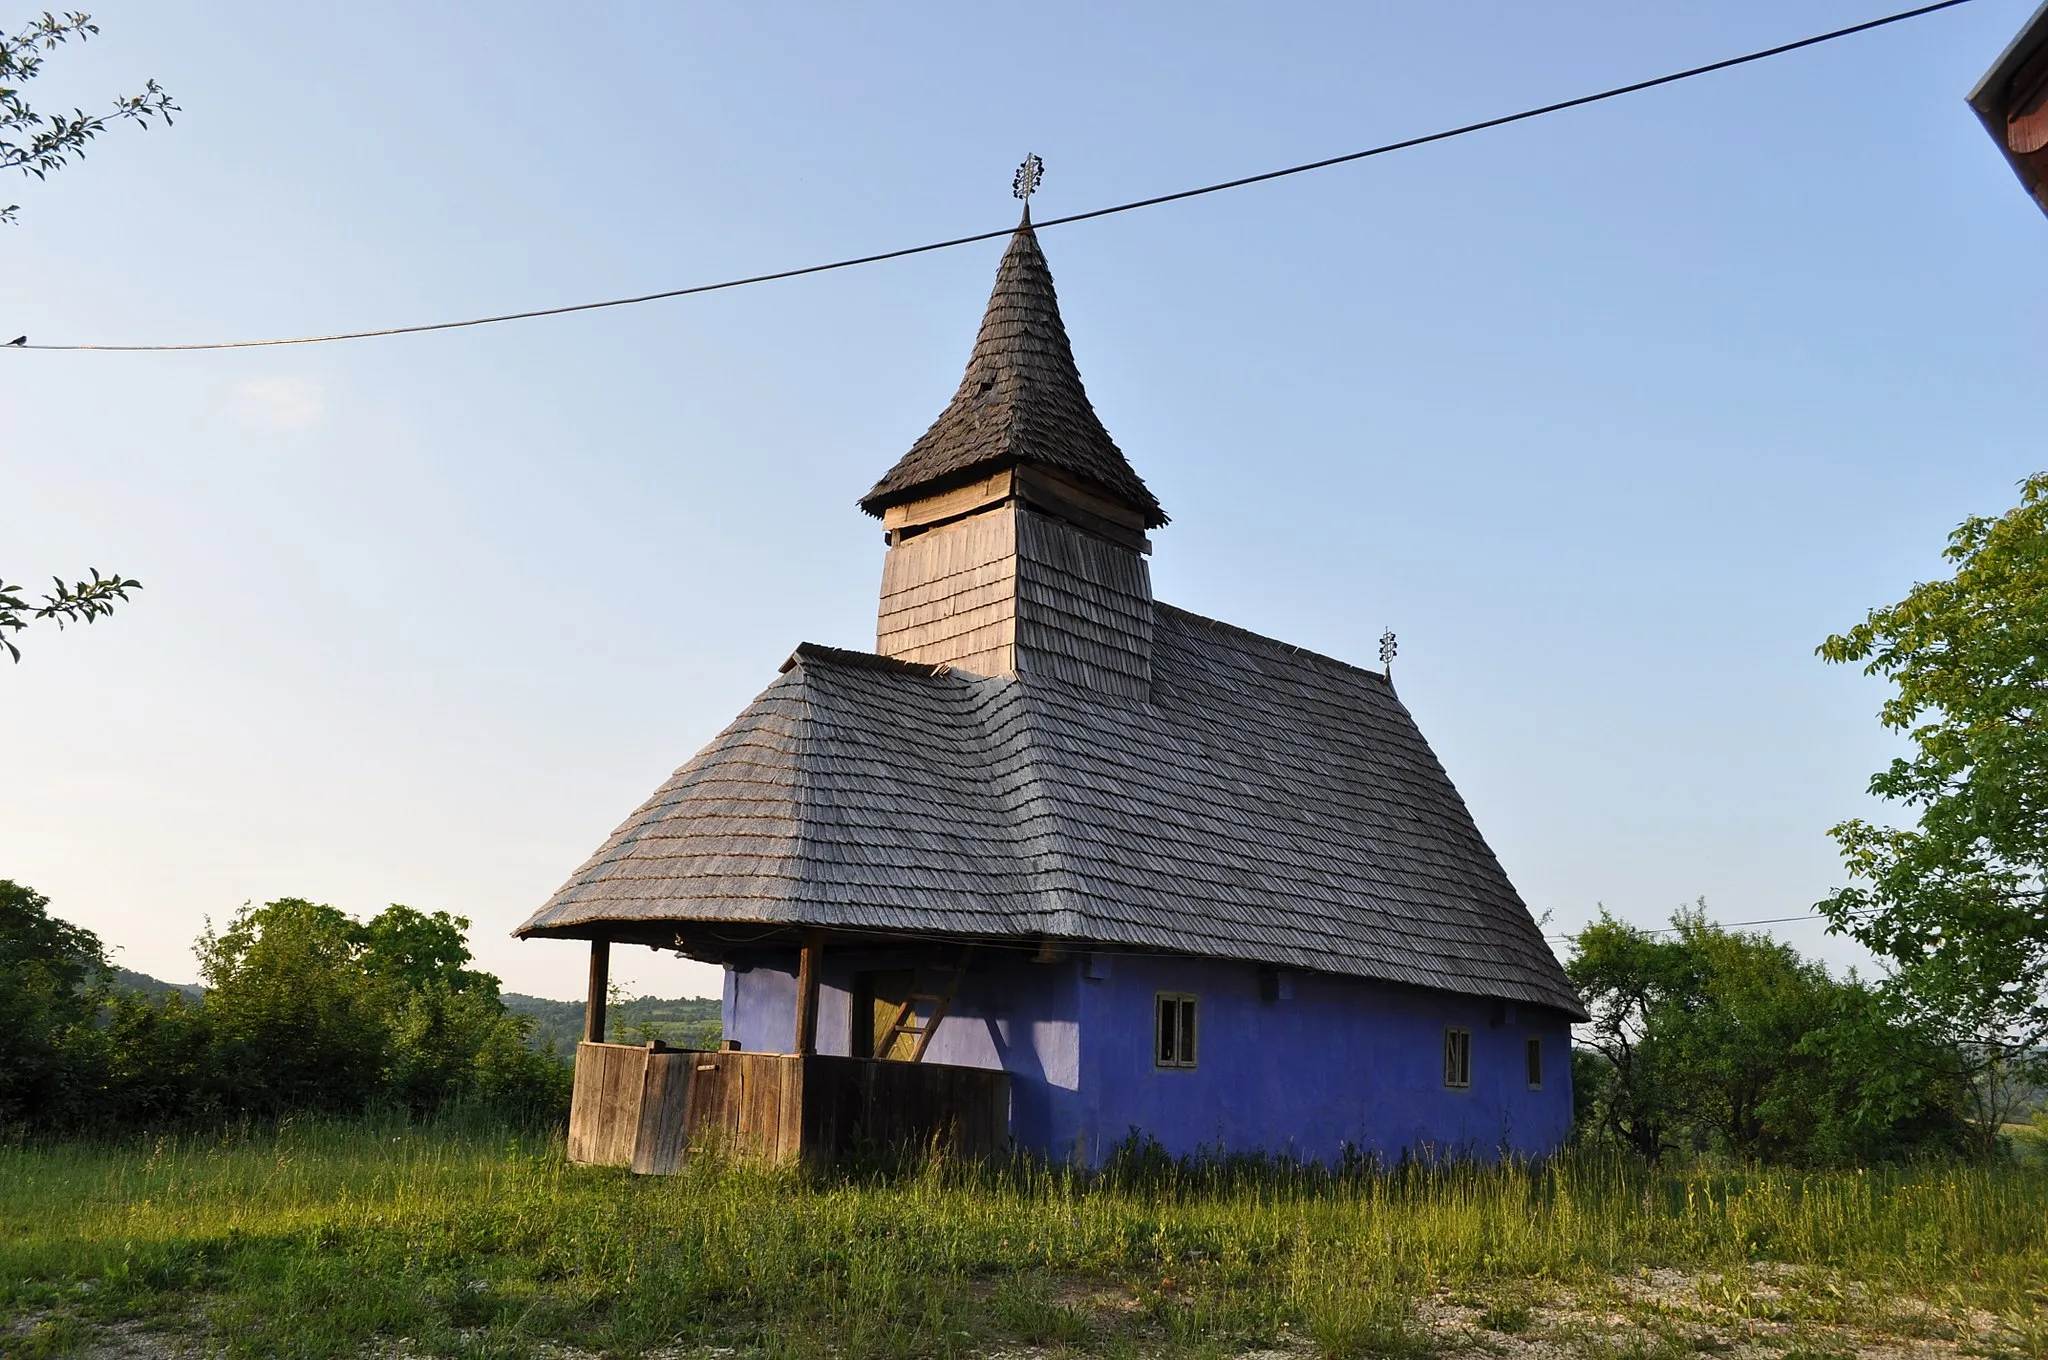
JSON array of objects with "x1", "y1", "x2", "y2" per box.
[
  {"x1": 0, "y1": 568, "x2": 141, "y2": 662},
  {"x1": 1817, "y1": 472, "x2": 2048, "y2": 1150},
  {"x1": 1, "y1": 10, "x2": 177, "y2": 224}
]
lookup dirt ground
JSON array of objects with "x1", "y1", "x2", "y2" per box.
[
  {"x1": 9, "y1": 1263, "x2": 2039, "y2": 1360},
  {"x1": 1406, "y1": 1262, "x2": 2029, "y2": 1360}
]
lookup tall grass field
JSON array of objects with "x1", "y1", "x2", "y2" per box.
[{"x1": 4, "y1": 1120, "x2": 2046, "y2": 1360}]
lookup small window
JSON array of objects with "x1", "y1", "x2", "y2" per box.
[
  {"x1": 1155, "y1": 993, "x2": 1198, "y2": 1068},
  {"x1": 1443, "y1": 1027, "x2": 1472, "y2": 1088},
  {"x1": 1525, "y1": 1036, "x2": 1543, "y2": 1090}
]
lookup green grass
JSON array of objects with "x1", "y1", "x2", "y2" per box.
[
  {"x1": 1475, "y1": 1299, "x2": 1534, "y2": 1333},
  {"x1": 3, "y1": 1119, "x2": 2047, "y2": 1360}
]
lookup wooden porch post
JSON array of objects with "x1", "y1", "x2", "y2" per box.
[
  {"x1": 794, "y1": 929, "x2": 824, "y2": 1055},
  {"x1": 584, "y1": 938, "x2": 610, "y2": 1044}
]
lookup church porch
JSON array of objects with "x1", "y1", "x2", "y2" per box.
[{"x1": 564, "y1": 936, "x2": 1013, "y2": 1173}]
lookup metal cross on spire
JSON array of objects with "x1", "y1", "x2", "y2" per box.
[
  {"x1": 1012, "y1": 153, "x2": 1044, "y2": 212},
  {"x1": 1379, "y1": 628, "x2": 1399, "y2": 678}
]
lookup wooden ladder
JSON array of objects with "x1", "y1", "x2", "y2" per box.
[{"x1": 876, "y1": 947, "x2": 974, "y2": 1063}]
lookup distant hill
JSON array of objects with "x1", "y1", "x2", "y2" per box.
[
  {"x1": 111, "y1": 968, "x2": 204, "y2": 1002},
  {"x1": 502, "y1": 993, "x2": 721, "y2": 1056}
]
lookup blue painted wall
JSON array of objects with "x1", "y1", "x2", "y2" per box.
[
  {"x1": 1070, "y1": 953, "x2": 1573, "y2": 1164},
  {"x1": 724, "y1": 947, "x2": 1572, "y2": 1165}
]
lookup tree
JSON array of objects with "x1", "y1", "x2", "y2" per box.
[
  {"x1": 1818, "y1": 472, "x2": 2048, "y2": 1149},
  {"x1": 0, "y1": 887, "x2": 569, "y2": 1132},
  {"x1": 1566, "y1": 911, "x2": 1696, "y2": 1160},
  {"x1": 354, "y1": 904, "x2": 564, "y2": 1116},
  {"x1": 0, "y1": 878, "x2": 108, "y2": 1124},
  {"x1": 358, "y1": 904, "x2": 493, "y2": 996},
  {"x1": 86, "y1": 985, "x2": 215, "y2": 1124},
  {"x1": 2, "y1": 10, "x2": 175, "y2": 224},
  {"x1": 1567, "y1": 905, "x2": 1967, "y2": 1164},
  {"x1": 197, "y1": 899, "x2": 390, "y2": 1114},
  {"x1": 195, "y1": 897, "x2": 568, "y2": 1120}
]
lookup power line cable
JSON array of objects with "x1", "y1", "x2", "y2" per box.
[
  {"x1": 7, "y1": 0, "x2": 1979, "y2": 355},
  {"x1": 1541, "y1": 910, "x2": 1872, "y2": 943}
]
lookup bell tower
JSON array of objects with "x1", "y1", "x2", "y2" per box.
[{"x1": 860, "y1": 169, "x2": 1167, "y2": 699}]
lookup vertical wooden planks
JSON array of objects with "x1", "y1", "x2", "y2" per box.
[
  {"x1": 568, "y1": 1041, "x2": 648, "y2": 1167},
  {"x1": 631, "y1": 1048, "x2": 693, "y2": 1175},
  {"x1": 574, "y1": 1047, "x2": 1010, "y2": 1173},
  {"x1": 722, "y1": 1051, "x2": 746, "y2": 1152},
  {"x1": 748, "y1": 1055, "x2": 782, "y2": 1163},
  {"x1": 777, "y1": 1054, "x2": 804, "y2": 1165},
  {"x1": 688, "y1": 1051, "x2": 729, "y2": 1155},
  {"x1": 876, "y1": 508, "x2": 1020, "y2": 676},
  {"x1": 799, "y1": 1052, "x2": 854, "y2": 1163}
]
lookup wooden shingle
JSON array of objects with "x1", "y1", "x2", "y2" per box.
[
  {"x1": 516, "y1": 607, "x2": 1585, "y2": 1018},
  {"x1": 858, "y1": 214, "x2": 1167, "y2": 529}
]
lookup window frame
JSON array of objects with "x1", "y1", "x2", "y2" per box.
[
  {"x1": 1443, "y1": 1025, "x2": 1473, "y2": 1089},
  {"x1": 1154, "y1": 992, "x2": 1199, "y2": 1069},
  {"x1": 1525, "y1": 1035, "x2": 1544, "y2": 1090}
]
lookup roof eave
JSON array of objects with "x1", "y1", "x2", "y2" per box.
[
  {"x1": 859, "y1": 453, "x2": 1169, "y2": 530},
  {"x1": 1968, "y1": 0, "x2": 2048, "y2": 113},
  {"x1": 512, "y1": 912, "x2": 1585, "y2": 1017},
  {"x1": 1966, "y1": 0, "x2": 2048, "y2": 211}
]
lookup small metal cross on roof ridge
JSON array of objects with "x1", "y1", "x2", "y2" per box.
[
  {"x1": 1379, "y1": 628, "x2": 1398, "y2": 677},
  {"x1": 1013, "y1": 153, "x2": 1044, "y2": 206}
]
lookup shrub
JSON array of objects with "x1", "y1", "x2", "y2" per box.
[
  {"x1": 0, "y1": 879, "x2": 108, "y2": 1126},
  {"x1": 0, "y1": 883, "x2": 569, "y2": 1131},
  {"x1": 1568, "y1": 905, "x2": 1971, "y2": 1164}
]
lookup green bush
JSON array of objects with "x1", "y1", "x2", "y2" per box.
[
  {"x1": 77, "y1": 987, "x2": 218, "y2": 1125},
  {"x1": 0, "y1": 882, "x2": 569, "y2": 1131},
  {"x1": 1568, "y1": 905, "x2": 1971, "y2": 1165},
  {"x1": 0, "y1": 879, "x2": 108, "y2": 1126},
  {"x1": 198, "y1": 898, "x2": 392, "y2": 1115}
]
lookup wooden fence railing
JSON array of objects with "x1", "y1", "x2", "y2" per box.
[{"x1": 567, "y1": 1043, "x2": 1011, "y2": 1173}]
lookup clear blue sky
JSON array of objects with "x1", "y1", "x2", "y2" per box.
[{"x1": 5, "y1": 1, "x2": 2042, "y2": 1002}]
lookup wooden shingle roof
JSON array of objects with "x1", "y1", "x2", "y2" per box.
[
  {"x1": 516, "y1": 607, "x2": 1585, "y2": 1018},
  {"x1": 859, "y1": 213, "x2": 1168, "y2": 529}
]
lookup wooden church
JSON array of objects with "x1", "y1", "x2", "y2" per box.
[{"x1": 517, "y1": 175, "x2": 1584, "y2": 1171}]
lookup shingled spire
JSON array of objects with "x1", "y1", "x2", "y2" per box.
[
  {"x1": 859, "y1": 209, "x2": 1166, "y2": 529},
  {"x1": 865, "y1": 174, "x2": 1163, "y2": 697}
]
